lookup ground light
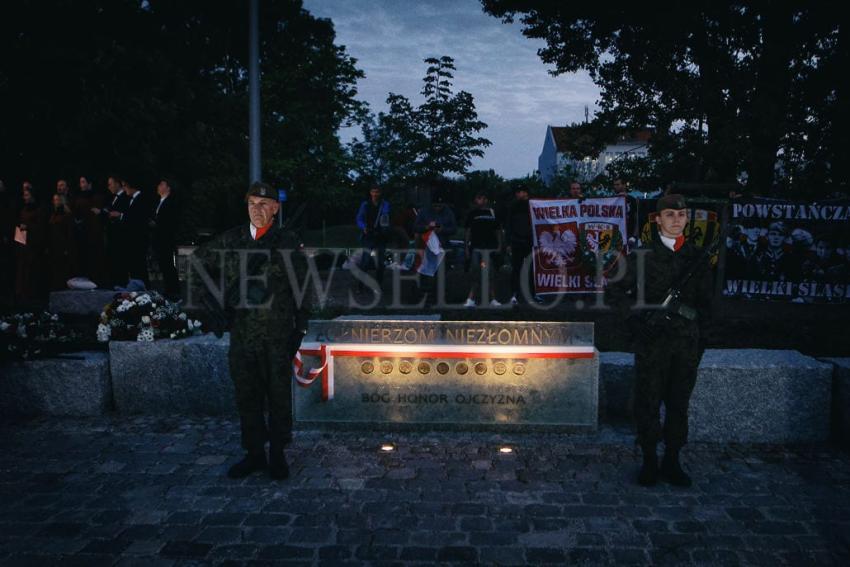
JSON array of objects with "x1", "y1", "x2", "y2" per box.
[
  {"x1": 380, "y1": 444, "x2": 395, "y2": 452},
  {"x1": 498, "y1": 446, "x2": 513, "y2": 454}
]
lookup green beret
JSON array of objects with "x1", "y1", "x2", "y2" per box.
[
  {"x1": 246, "y1": 181, "x2": 275, "y2": 200},
  {"x1": 656, "y1": 193, "x2": 687, "y2": 212}
]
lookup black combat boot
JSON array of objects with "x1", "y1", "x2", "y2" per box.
[
  {"x1": 637, "y1": 445, "x2": 658, "y2": 487},
  {"x1": 227, "y1": 452, "x2": 267, "y2": 479},
  {"x1": 268, "y1": 446, "x2": 290, "y2": 481},
  {"x1": 661, "y1": 448, "x2": 692, "y2": 487}
]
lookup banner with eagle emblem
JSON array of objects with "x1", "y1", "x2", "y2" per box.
[{"x1": 529, "y1": 197, "x2": 627, "y2": 294}]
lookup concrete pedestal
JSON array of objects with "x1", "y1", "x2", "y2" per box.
[
  {"x1": 109, "y1": 334, "x2": 234, "y2": 415},
  {"x1": 0, "y1": 352, "x2": 111, "y2": 417},
  {"x1": 48, "y1": 290, "x2": 116, "y2": 316}
]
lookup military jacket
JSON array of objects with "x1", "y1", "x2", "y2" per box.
[
  {"x1": 190, "y1": 224, "x2": 311, "y2": 347},
  {"x1": 605, "y1": 236, "x2": 714, "y2": 338}
]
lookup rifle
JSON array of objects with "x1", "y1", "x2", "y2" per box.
[{"x1": 642, "y1": 232, "x2": 722, "y2": 328}]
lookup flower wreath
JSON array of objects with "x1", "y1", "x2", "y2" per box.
[{"x1": 97, "y1": 291, "x2": 203, "y2": 342}]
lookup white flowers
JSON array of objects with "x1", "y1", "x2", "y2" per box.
[
  {"x1": 116, "y1": 300, "x2": 133, "y2": 313},
  {"x1": 97, "y1": 290, "x2": 201, "y2": 343},
  {"x1": 136, "y1": 327, "x2": 155, "y2": 342},
  {"x1": 0, "y1": 322, "x2": 9, "y2": 332},
  {"x1": 96, "y1": 323, "x2": 111, "y2": 342}
]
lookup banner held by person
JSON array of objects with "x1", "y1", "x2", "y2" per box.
[
  {"x1": 529, "y1": 197, "x2": 627, "y2": 294},
  {"x1": 723, "y1": 198, "x2": 850, "y2": 303}
]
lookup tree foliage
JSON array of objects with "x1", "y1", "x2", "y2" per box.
[
  {"x1": 481, "y1": 1, "x2": 847, "y2": 197},
  {"x1": 350, "y1": 56, "x2": 491, "y2": 186},
  {"x1": 0, "y1": 0, "x2": 366, "y2": 234}
]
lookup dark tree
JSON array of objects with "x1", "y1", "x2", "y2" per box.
[
  {"x1": 0, "y1": 0, "x2": 366, "y2": 233},
  {"x1": 481, "y1": 1, "x2": 846, "y2": 196},
  {"x1": 351, "y1": 56, "x2": 491, "y2": 185}
]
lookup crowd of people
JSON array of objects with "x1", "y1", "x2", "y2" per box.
[
  {"x1": 0, "y1": 176, "x2": 180, "y2": 308},
  {"x1": 353, "y1": 179, "x2": 635, "y2": 307}
]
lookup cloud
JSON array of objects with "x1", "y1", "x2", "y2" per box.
[{"x1": 303, "y1": 0, "x2": 600, "y2": 178}]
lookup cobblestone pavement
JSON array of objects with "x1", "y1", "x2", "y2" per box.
[{"x1": 1, "y1": 417, "x2": 848, "y2": 566}]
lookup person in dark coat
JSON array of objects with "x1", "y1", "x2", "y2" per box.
[
  {"x1": 0, "y1": 180, "x2": 17, "y2": 308},
  {"x1": 189, "y1": 181, "x2": 311, "y2": 481},
  {"x1": 92, "y1": 176, "x2": 129, "y2": 287},
  {"x1": 606, "y1": 194, "x2": 714, "y2": 488},
  {"x1": 110, "y1": 179, "x2": 151, "y2": 285},
  {"x1": 413, "y1": 189, "x2": 457, "y2": 305},
  {"x1": 355, "y1": 185, "x2": 391, "y2": 290},
  {"x1": 14, "y1": 185, "x2": 46, "y2": 304},
  {"x1": 72, "y1": 176, "x2": 108, "y2": 286},
  {"x1": 47, "y1": 194, "x2": 77, "y2": 290},
  {"x1": 505, "y1": 184, "x2": 537, "y2": 304},
  {"x1": 150, "y1": 178, "x2": 180, "y2": 299}
]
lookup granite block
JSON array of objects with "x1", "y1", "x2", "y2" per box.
[
  {"x1": 820, "y1": 357, "x2": 850, "y2": 448},
  {"x1": 48, "y1": 290, "x2": 117, "y2": 316},
  {"x1": 690, "y1": 349, "x2": 831, "y2": 443},
  {"x1": 294, "y1": 320, "x2": 598, "y2": 431},
  {"x1": 109, "y1": 334, "x2": 234, "y2": 414},
  {"x1": 0, "y1": 351, "x2": 112, "y2": 416}
]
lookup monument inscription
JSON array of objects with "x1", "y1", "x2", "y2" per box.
[{"x1": 293, "y1": 320, "x2": 598, "y2": 430}]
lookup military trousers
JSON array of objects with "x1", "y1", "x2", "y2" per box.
[
  {"x1": 510, "y1": 243, "x2": 533, "y2": 299},
  {"x1": 633, "y1": 332, "x2": 701, "y2": 450},
  {"x1": 228, "y1": 341, "x2": 293, "y2": 455}
]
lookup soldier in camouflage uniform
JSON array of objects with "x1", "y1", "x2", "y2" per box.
[
  {"x1": 189, "y1": 182, "x2": 310, "y2": 480},
  {"x1": 606, "y1": 194, "x2": 714, "y2": 487}
]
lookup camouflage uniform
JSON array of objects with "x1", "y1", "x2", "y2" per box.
[
  {"x1": 190, "y1": 223, "x2": 310, "y2": 456},
  {"x1": 606, "y1": 234, "x2": 714, "y2": 450}
]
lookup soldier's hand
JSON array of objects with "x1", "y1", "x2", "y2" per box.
[{"x1": 288, "y1": 330, "x2": 306, "y2": 359}]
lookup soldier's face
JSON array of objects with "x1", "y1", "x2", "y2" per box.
[
  {"x1": 247, "y1": 196, "x2": 279, "y2": 228},
  {"x1": 56, "y1": 180, "x2": 68, "y2": 194},
  {"x1": 816, "y1": 241, "x2": 832, "y2": 260},
  {"x1": 656, "y1": 209, "x2": 688, "y2": 238},
  {"x1": 767, "y1": 230, "x2": 784, "y2": 248}
]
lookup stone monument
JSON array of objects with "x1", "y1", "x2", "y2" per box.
[{"x1": 293, "y1": 319, "x2": 598, "y2": 431}]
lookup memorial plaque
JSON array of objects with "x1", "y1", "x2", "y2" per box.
[{"x1": 293, "y1": 320, "x2": 598, "y2": 431}]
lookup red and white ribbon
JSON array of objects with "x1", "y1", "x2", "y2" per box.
[
  {"x1": 293, "y1": 343, "x2": 334, "y2": 400},
  {"x1": 294, "y1": 342, "x2": 594, "y2": 402}
]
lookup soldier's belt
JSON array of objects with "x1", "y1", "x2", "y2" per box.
[{"x1": 293, "y1": 343, "x2": 595, "y2": 402}]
